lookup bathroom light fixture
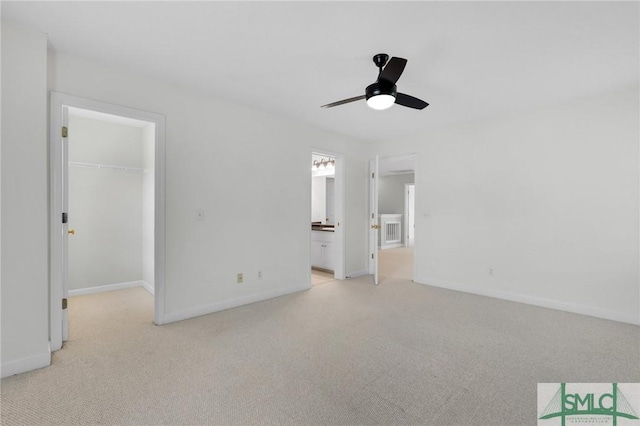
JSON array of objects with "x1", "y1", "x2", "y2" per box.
[{"x1": 313, "y1": 158, "x2": 335, "y2": 169}]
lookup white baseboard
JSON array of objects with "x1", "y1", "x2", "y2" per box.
[
  {"x1": 69, "y1": 280, "x2": 147, "y2": 297},
  {"x1": 346, "y1": 270, "x2": 368, "y2": 278},
  {"x1": 1, "y1": 345, "x2": 51, "y2": 378},
  {"x1": 380, "y1": 243, "x2": 403, "y2": 250},
  {"x1": 141, "y1": 281, "x2": 154, "y2": 296},
  {"x1": 162, "y1": 284, "x2": 309, "y2": 324},
  {"x1": 418, "y1": 278, "x2": 640, "y2": 326}
]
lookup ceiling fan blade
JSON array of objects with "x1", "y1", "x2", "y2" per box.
[
  {"x1": 395, "y1": 93, "x2": 429, "y2": 110},
  {"x1": 321, "y1": 95, "x2": 366, "y2": 108},
  {"x1": 379, "y1": 57, "x2": 407, "y2": 84}
]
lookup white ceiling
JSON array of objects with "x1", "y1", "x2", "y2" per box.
[{"x1": 3, "y1": 1, "x2": 638, "y2": 143}]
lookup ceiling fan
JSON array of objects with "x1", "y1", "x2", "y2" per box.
[{"x1": 321, "y1": 53, "x2": 429, "y2": 111}]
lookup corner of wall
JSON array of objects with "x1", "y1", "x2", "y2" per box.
[{"x1": 2, "y1": 18, "x2": 51, "y2": 378}]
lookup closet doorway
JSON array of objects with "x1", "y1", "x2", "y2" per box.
[
  {"x1": 49, "y1": 93, "x2": 166, "y2": 352},
  {"x1": 66, "y1": 107, "x2": 154, "y2": 300}
]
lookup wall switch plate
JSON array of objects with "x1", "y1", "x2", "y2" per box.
[
  {"x1": 237, "y1": 273, "x2": 243, "y2": 283},
  {"x1": 258, "y1": 270, "x2": 263, "y2": 280}
]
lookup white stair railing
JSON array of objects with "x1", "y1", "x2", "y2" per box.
[{"x1": 379, "y1": 214, "x2": 403, "y2": 249}]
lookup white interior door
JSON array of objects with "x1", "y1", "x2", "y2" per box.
[
  {"x1": 369, "y1": 156, "x2": 379, "y2": 284},
  {"x1": 406, "y1": 184, "x2": 415, "y2": 248},
  {"x1": 61, "y1": 106, "x2": 70, "y2": 342}
]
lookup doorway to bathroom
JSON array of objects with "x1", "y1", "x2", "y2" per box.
[{"x1": 310, "y1": 151, "x2": 345, "y2": 286}]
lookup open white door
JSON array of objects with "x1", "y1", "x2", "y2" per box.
[
  {"x1": 50, "y1": 102, "x2": 70, "y2": 349},
  {"x1": 369, "y1": 156, "x2": 379, "y2": 284},
  {"x1": 405, "y1": 184, "x2": 415, "y2": 248},
  {"x1": 61, "y1": 107, "x2": 70, "y2": 342}
]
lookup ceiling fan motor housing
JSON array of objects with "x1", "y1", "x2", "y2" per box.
[
  {"x1": 373, "y1": 53, "x2": 390, "y2": 69},
  {"x1": 366, "y1": 79, "x2": 397, "y2": 101}
]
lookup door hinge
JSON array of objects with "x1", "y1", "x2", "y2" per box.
[
  {"x1": 62, "y1": 212, "x2": 68, "y2": 224},
  {"x1": 372, "y1": 172, "x2": 375, "y2": 178},
  {"x1": 371, "y1": 253, "x2": 374, "y2": 259},
  {"x1": 61, "y1": 126, "x2": 68, "y2": 138},
  {"x1": 62, "y1": 298, "x2": 68, "y2": 310}
]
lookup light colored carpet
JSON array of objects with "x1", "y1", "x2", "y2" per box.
[
  {"x1": 2, "y1": 278, "x2": 639, "y2": 425},
  {"x1": 378, "y1": 246, "x2": 414, "y2": 282}
]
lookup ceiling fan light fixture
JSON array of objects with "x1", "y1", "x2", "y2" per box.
[
  {"x1": 365, "y1": 81, "x2": 397, "y2": 110},
  {"x1": 321, "y1": 54, "x2": 428, "y2": 111},
  {"x1": 366, "y1": 94, "x2": 395, "y2": 110}
]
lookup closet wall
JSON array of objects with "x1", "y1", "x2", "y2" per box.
[
  {"x1": 141, "y1": 124, "x2": 155, "y2": 293},
  {"x1": 68, "y1": 114, "x2": 149, "y2": 291}
]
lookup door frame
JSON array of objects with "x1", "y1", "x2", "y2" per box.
[
  {"x1": 310, "y1": 149, "x2": 346, "y2": 281},
  {"x1": 49, "y1": 92, "x2": 167, "y2": 351},
  {"x1": 368, "y1": 156, "x2": 379, "y2": 284},
  {"x1": 404, "y1": 183, "x2": 415, "y2": 248}
]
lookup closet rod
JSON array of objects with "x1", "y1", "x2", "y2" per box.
[{"x1": 69, "y1": 161, "x2": 146, "y2": 173}]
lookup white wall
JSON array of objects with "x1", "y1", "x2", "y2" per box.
[
  {"x1": 142, "y1": 124, "x2": 155, "y2": 293},
  {"x1": 67, "y1": 115, "x2": 144, "y2": 291},
  {"x1": 372, "y1": 86, "x2": 640, "y2": 324},
  {"x1": 1, "y1": 22, "x2": 51, "y2": 377},
  {"x1": 378, "y1": 173, "x2": 414, "y2": 214},
  {"x1": 48, "y1": 50, "x2": 370, "y2": 321},
  {"x1": 325, "y1": 177, "x2": 335, "y2": 225},
  {"x1": 311, "y1": 176, "x2": 326, "y2": 223}
]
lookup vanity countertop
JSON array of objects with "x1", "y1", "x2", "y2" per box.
[{"x1": 311, "y1": 223, "x2": 335, "y2": 232}]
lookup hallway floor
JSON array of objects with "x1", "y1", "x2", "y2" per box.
[{"x1": 378, "y1": 246, "x2": 414, "y2": 282}]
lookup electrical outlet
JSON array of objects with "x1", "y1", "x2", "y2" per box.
[
  {"x1": 489, "y1": 268, "x2": 494, "y2": 277},
  {"x1": 237, "y1": 273, "x2": 243, "y2": 283},
  {"x1": 258, "y1": 270, "x2": 263, "y2": 280}
]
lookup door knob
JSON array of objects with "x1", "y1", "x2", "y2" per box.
[{"x1": 68, "y1": 229, "x2": 75, "y2": 235}]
